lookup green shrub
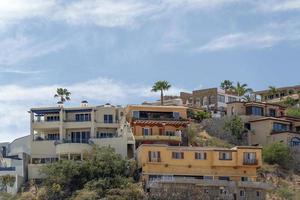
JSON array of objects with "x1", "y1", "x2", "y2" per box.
[
  {"x1": 277, "y1": 187, "x2": 294, "y2": 200},
  {"x1": 286, "y1": 107, "x2": 300, "y2": 117},
  {"x1": 263, "y1": 143, "x2": 291, "y2": 169}
]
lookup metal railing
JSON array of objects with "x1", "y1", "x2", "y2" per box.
[
  {"x1": 243, "y1": 159, "x2": 258, "y2": 165},
  {"x1": 0, "y1": 167, "x2": 16, "y2": 171}
]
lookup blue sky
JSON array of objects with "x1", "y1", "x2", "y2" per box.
[{"x1": 1, "y1": 0, "x2": 300, "y2": 142}]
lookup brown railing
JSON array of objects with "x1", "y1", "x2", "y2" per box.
[
  {"x1": 243, "y1": 159, "x2": 258, "y2": 165},
  {"x1": 148, "y1": 157, "x2": 161, "y2": 163}
]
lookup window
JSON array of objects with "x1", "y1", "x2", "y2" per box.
[
  {"x1": 148, "y1": 151, "x2": 161, "y2": 162},
  {"x1": 203, "y1": 176, "x2": 213, "y2": 180},
  {"x1": 204, "y1": 189, "x2": 209, "y2": 194},
  {"x1": 228, "y1": 97, "x2": 237, "y2": 103},
  {"x1": 291, "y1": 137, "x2": 300, "y2": 147},
  {"x1": 243, "y1": 152, "x2": 257, "y2": 165},
  {"x1": 296, "y1": 127, "x2": 300, "y2": 132},
  {"x1": 47, "y1": 133, "x2": 60, "y2": 141},
  {"x1": 104, "y1": 114, "x2": 113, "y2": 123},
  {"x1": 218, "y1": 95, "x2": 225, "y2": 103},
  {"x1": 273, "y1": 122, "x2": 288, "y2": 132},
  {"x1": 240, "y1": 190, "x2": 245, "y2": 197},
  {"x1": 96, "y1": 132, "x2": 114, "y2": 138},
  {"x1": 75, "y1": 114, "x2": 91, "y2": 121},
  {"x1": 165, "y1": 131, "x2": 175, "y2": 136},
  {"x1": 71, "y1": 131, "x2": 90, "y2": 143},
  {"x1": 220, "y1": 188, "x2": 228, "y2": 195},
  {"x1": 133, "y1": 111, "x2": 140, "y2": 119},
  {"x1": 172, "y1": 152, "x2": 184, "y2": 159},
  {"x1": 46, "y1": 115, "x2": 60, "y2": 121},
  {"x1": 195, "y1": 152, "x2": 207, "y2": 160},
  {"x1": 219, "y1": 152, "x2": 232, "y2": 160},
  {"x1": 256, "y1": 191, "x2": 261, "y2": 197},
  {"x1": 219, "y1": 176, "x2": 230, "y2": 181},
  {"x1": 142, "y1": 128, "x2": 151, "y2": 136},
  {"x1": 241, "y1": 177, "x2": 249, "y2": 182},
  {"x1": 269, "y1": 109, "x2": 276, "y2": 117},
  {"x1": 173, "y1": 112, "x2": 180, "y2": 119},
  {"x1": 246, "y1": 106, "x2": 264, "y2": 116}
]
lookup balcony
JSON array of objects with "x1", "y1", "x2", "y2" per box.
[
  {"x1": 55, "y1": 141, "x2": 91, "y2": 155},
  {"x1": 32, "y1": 120, "x2": 60, "y2": 129},
  {"x1": 148, "y1": 158, "x2": 161, "y2": 163},
  {"x1": 135, "y1": 135, "x2": 182, "y2": 142},
  {"x1": 243, "y1": 159, "x2": 258, "y2": 165},
  {"x1": 238, "y1": 181, "x2": 273, "y2": 190}
]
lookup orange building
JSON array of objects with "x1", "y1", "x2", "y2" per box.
[{"x1": 125, "y1": 105, "x2": 189, "y2": 147}]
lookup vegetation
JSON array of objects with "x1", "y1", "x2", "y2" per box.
[
  {"x1": 54, "y1": 88, "x2": 71, "y2": 103},
  {"x1": 286, "y1": 107, "x2": 300, "y2": 117},
  {"x1": 151, "y1": 81, "x2": 171, "y2": 105},
  {"x1": 220, "y1": 80, "x2": 234, "y2": 92},
  {"x1": 277, "y1": 187, "x2": 295, "y2": 200},
  {"x1": 15, "y1": 147, "x2": 144, "y2": 200},
  {"x1": 232, "y1": 82, "x2": 253, "y2": 98},
  {"x1": 268, "y1": 86, "x2": 279, "y2": 98},
  {"x1": 0, "y1": 175, "x2": 16, "y2": 193},
  {"x1": 263, "y1": 142, "x2": 292, "y2": 169},
  {"x1": 224, "y1": 116, "x2": 247, "y2": 140},
  {"x1": 187, "y1": 109, "x2": 211, "y2": 122}
]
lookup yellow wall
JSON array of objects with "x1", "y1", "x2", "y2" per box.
[{"x1": 137, "y1": 145, "x2": 261, "y2": 182}]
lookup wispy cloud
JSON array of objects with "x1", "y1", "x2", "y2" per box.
[
  {"x1": 0, "y1": 77, "x2": 184, "y2": 142},
  {"x1": 196, "y1": 33, "x2": 282, "y2": 52},
  {"x1": 256, "y1": 0, "x2": 300, "y2": 12},
  {"x1": 0, "y1": 35, "x2": 66, "y2": 65}
]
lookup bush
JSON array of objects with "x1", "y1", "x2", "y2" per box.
[
  {"x1": 277, "y1": 187, "x2": 294, "y2": 200},
  {"x1": 224, "y1": 116, "x2": 247, "y2": 140},
  {"x1": 263, "y1": 143, "x2": 291, "y2": 169},
  {"x1": 286, "y1": 107, "x2": 300, "y2": 117}
]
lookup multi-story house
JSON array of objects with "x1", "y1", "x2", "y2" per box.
[
  {"x1": 137, "y1": 144, "x2": 270, "y2": 200},
  {"x1": 227, "y1": 101, "x2": 300, "y2": 147},
  {"x1": 254, "y1": 85, "x2": 300, "y2": 103},
  {"x1": 125, "y1": 105, "x2": 189, "y2": 147},
  {"x1": 180, "y1": 88, "x2": 241, "y2": 117},
  {"x1": 28, "y1": 102, "x2": 135, "y2": 180},
  {"x1": 0, "y1": 136, "x2": 30, "y2": 195}
]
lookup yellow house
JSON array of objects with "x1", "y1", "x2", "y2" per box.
[
  {"x1": 137, "y1": 144, "x2": 270, "y2": 200},
  {"x1": 125, "y1": 105, "x2": 189, "y2": 147},
  {"x1": 137, "y1": 144, "x2": 262, "y2": 183}
]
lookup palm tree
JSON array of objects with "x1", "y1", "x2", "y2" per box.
[
  {"x1": 220, "y1": 80, "x2": 234, "y2": 93},
  {"x1": 232, "y1": 82, "x2": 253, "y2": 99},
  {"x1": 242, "y1": 94, "x2": 252, "y2": 102},
  {"x1": 54, "y1": 88, "x2": 71, "y2": 103},
  {"x1": 151, "y1": 81, "x2": 171, "y2": 105},
  {"x1": 268, "y1": 86, "x2": 279, "y2": 99}
]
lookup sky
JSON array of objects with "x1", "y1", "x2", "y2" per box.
[{"x1": 1, "y1": 0, "x2": 300, "y2": 142}]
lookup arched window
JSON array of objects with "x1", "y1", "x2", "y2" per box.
[{"x1": 291, "y1": 137, "x2": 300, "y2": 147}]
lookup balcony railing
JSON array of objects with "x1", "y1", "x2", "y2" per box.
[
  {"x1": 133, "y1": 117, "x2": 187, "y2": 122},
  {"x1": 135, "y1": 135, "x2": 182, "y2": 142},
  {"x1": 243, "y1": 159, "x2": 258, "y2": 165},
  {"x1": 148, "y1": 158, "x2": 161, "y2": 163}
]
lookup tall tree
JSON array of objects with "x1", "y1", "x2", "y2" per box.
[
  {"x1": 268, "y1": 86, "x2": 279, "y2": 98},
  {"x1": 232, "y1": 82, "x2": 253, "y2": 99},
  {"x1": 151, "y1": 81, "x2": 171, "y2": 105},
  {"x1": 54, "y1": 88, "x2": 71, "y2": 103},
  {"x1": 220, "y1": 80, "x2": 234, "y2": 93}
]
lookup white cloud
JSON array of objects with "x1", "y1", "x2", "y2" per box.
[
  {"x1": 256, "y1": 0, "x2": 300, "y2": 12},
  {"x1": 0, "y1": 77, "x2": 184, "y2": 142},
  {"x1": 196, "y1": 33, "x2": 282, "y2": 52},
  {"x1": 0, "y1": 0, "x2": 56, "y2": 28}
]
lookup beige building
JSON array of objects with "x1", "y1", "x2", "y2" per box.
[
  {"x1": 227, "y1": 101, "x2": 300, "y2": 147},
  {"x1": 254, "y1": 85, "x2": 300, "y2": 103},
  {"x1": 28, "y1": 102, "x2": 135, "y2": 179},
  {"x1": 181, "y1": 88, "x2": 241, "y2": 117}
]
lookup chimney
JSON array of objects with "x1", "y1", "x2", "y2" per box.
[{"x1": 81, "y1": 100, "x2": 88, "y2": 107}]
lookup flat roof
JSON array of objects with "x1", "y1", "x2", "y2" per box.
[
  {"x1": 249, "y1": 117, "x2": 293, "y2": 123},
  {"x1": 254, "y1": 85, "x2": 300, "y2": 94},
  {"x1": 227, "y1": 101, "x2": 286, "y2": 108},
  {"x1": 137, "y1": 144, "x2": 262, "y2": 151}
]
